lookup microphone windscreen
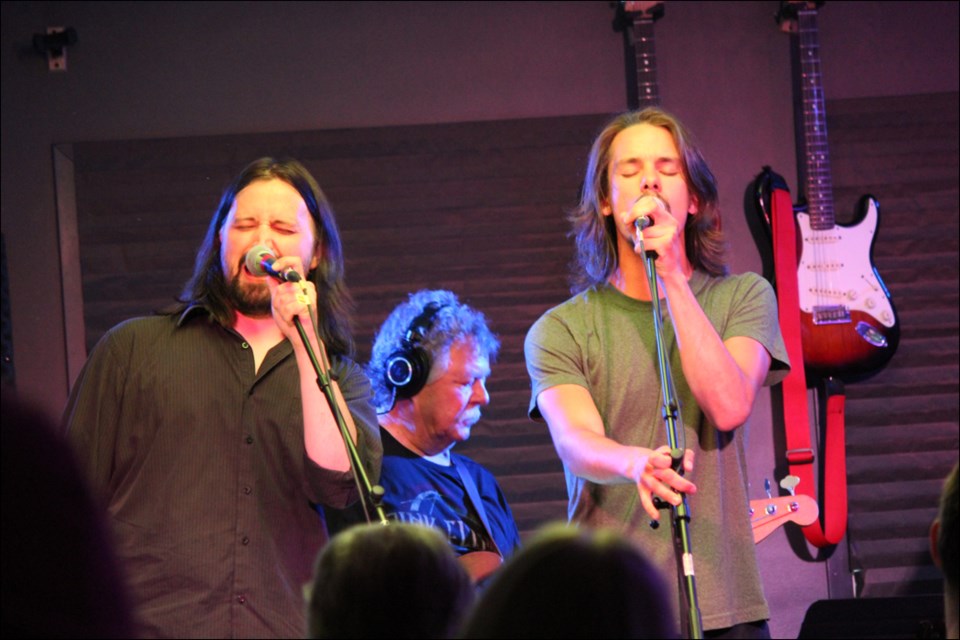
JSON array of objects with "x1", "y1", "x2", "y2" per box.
[{"x1": 244, "y1": 245, "x2": 275, "y2": 277}]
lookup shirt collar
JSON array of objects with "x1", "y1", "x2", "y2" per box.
[{"x1": 176, "y1": 303, "x2": 216, "y2": 327}]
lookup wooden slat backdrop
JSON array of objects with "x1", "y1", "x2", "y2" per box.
[
  {"x1": 71, "y1": 114, "x2": 611, "y2": 536},
  {"x1": 826, "y1": 91, "x2": 959, "y2": 598}
]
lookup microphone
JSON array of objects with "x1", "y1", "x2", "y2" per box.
[
  {"x1": 244, "y1": 245, "x2": 302, "y2": 282},
  {"x1": 633, "y1": 193, "x2": 666, "y2": 235}
]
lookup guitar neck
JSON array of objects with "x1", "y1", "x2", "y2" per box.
[
  {"x1": 628, "y1": 16, "x2": 660, "y2": 108},
  {"x1": 795, "y1": 5, "x2": 836, "y2": 229},
  {"x1": 618, "y1": 1, "x2": 664, "y2": 109}
]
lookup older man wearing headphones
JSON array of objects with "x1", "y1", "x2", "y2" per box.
[{"x1": 325, "y1": 289, "x2": 520, "y2": 584}]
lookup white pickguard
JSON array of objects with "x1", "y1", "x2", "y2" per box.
[{"x1": 795, "y1": 198, "x2": 896, "y2": 328}]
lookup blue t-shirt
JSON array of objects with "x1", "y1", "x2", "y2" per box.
[{"x1": 325, "y1": 428, "x2": 520, "y2": 559}]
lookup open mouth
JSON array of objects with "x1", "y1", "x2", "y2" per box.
[{"x1": 240, "y1": 254, "x2": 268, "y2": 279}]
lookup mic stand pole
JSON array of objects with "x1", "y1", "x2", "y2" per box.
[
  {"x1": 288, "y1": 285, "x2": 388, "y2": 526},
  {"x1": 638, "y1": 239, "x2": 704, "y2": 639}
]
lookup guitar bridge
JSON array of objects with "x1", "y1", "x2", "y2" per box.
[{"x1": 813, "y1": 305, "x2": 851, "y2": 325}]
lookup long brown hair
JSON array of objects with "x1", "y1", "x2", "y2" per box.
[
  {"x1": 176, "y1": 157, "x2": 355, "y2": 356},
  {"x1": 568, "y1": 108, "x2": 727, "y2": 293}
]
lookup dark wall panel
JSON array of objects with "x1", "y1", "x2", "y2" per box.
[{"x1": 826, "y1": 91, "x2": 959, "y2": 598}]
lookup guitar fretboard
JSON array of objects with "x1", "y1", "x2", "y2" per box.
[
  {"x1": 628, "y1": 17, "x2": 660, "y2": 108},
  {"x1": 797, "y1": 7, "x2": 836, "y2": 230}
]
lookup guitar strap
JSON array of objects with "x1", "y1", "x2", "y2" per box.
[
  {"x1": 454, "y1": 459, "x2": 502, "y2": 556},
  {"x1": 770, "y1": 183, "x2": 848, "y2": 547}
]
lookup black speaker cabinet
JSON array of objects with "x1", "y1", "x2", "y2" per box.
[{"x1": 797, "y1": 594, "x2": 945, "y2": 639}]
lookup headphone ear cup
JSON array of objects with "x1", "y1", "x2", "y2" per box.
[
  {"x1": 383, "y1": 301, "x2": 445, "y2": 402},
  {"x1": 385, "y1": 345, "x2": 432, "y2": 399}
]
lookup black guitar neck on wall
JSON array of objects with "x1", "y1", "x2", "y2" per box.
[{"x1": 615, "y1": 1, "x2": 664, "y2": 110}]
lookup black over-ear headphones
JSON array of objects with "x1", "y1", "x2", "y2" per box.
[{"x1": 384, "y1": 302, "x2": 446, "y2": 399}]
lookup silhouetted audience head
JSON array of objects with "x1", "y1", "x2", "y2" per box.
[
  {"x1": 306, "y1": 521, "x2": 473, "y2": 639},
  {"x1": 931, "y1": 461, "x2": 958, "y2": 639},
  {"x1": 1, "y1": 393, "x2": 135, "y2": 638},
  {"x1": 459, "y1": 522, "x2": 677, "y2": 639}
]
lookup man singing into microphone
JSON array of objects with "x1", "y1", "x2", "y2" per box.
[
  {"x1": 524, "y1": 108, "x2": 789, "y2": 638},
  {"x1": 62, "y1": 157, "x2": 382, "y2": 638}
]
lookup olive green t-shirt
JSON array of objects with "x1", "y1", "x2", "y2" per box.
[{"x1": 525, "y1": 270, "x2": 789, "y2": 631}]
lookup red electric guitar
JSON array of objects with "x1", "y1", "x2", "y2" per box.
[{"x1": 763, "y1": 1, "x2": 900, "y2": 381}]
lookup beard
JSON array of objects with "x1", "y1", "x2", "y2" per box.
[{"x1": 225, "y1": 271, "x2": 272, "y2": 317}]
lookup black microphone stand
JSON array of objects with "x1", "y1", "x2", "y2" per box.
[
  {"x1": 279, "y1": 269, "x2": 388, "y2": 526},
  {"x1": 637, "y1": 234, "x2": 704, "y2": 639}
]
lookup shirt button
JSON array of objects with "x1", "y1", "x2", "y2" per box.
[
  {"x1": 242, "y1": 536, "x2": 250, "y2": 545},
  {"x1": 245, "y1": 435, "x2": 253, "y2": 444},
  {"x1": 241, "y1": 342, "x2": 249, "y2": 349},
  {"x1": 243, "y1": 486, "x2": 252, "y2": 495},
  {"x1": 236, "y1": 595, "x2": 246, "y2": 605}
]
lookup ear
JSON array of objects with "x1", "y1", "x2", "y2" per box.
[
  {"x1": 600, "y1": 200, "x2": 613, "y2": 217},
  {"x1": 309, "y1": 242, "x2": 322, "y2": 271},
  {"x1": 688, "y1": 193, "x2": 700, "y2": 215}
]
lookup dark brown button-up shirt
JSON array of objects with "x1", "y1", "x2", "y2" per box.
[{"x1": 63, "y1": 308, "x2": 381, "y2": 638}]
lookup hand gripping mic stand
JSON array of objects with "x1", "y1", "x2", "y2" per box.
[
  {"x1": 272, "y1": 266, "x2": 389, "y2": 526},
  {"x1": 635, "y1": 226, "x2": 704, "y2": 639}
]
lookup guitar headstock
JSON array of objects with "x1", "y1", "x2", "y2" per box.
[
  {"x1": 775, "y1": 1, "x2": 824, "y2": 33},
  {"x1": 614, "y1": 1, "x2": 665, "y2": 30},
  {"x1": 750, "y1": 493, "x2": 819, "y2": 543}
]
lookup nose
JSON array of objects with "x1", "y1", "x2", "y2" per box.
[
  {"x1": 253, "y1": 223, "x2": 279, "y2": 249},
  {"x1": 472, "y1": 379, "x2": 490, "y2": 406},
  {"x1": 639, "y1": 163, "x2": 661, "y2": 193}
]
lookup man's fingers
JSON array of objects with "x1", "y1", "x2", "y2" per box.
[{"x1": 639, "y1": 485, "x2": 660, "y2": 521}]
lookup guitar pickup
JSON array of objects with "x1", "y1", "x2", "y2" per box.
[{"x1": 813, "y1": 305, "x2": 851, "y2": 325}]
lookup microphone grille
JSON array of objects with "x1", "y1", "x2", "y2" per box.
[{"x1": 244, "y1": 245, "x2": 274, "y2": 277}]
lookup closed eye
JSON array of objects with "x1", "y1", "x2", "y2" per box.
[
  {"x1": 657, "y1": 159, "x2": 681, "y2": 176},
  {"x1": 272, "y1": 222, "x2": 299, "y2": 234}
]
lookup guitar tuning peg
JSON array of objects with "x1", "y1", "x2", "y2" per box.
[
  {"x1": 779, "y1": 475, "x2": 800, "y2": 496},
  {"x1": 764, "y1": 478, "x2": 772, "y2": 499}
]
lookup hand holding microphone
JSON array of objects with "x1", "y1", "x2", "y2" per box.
[
  {"x1": 629, "y1": 193, "x2": 670, "y2": 261},
  {"x1": 244, "y1": 245, "x2": 319, "y2": 342},
  {"x1": 632, "y1": 193, "x2": 668, "y2": 237}
]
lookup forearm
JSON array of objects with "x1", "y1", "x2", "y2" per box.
[
  {"x1": 295, "y1": 338, "x2": 356, "y2": 472},
  {"x1": 539, "y1": 385, "x2": 652, "y2": 485},
  {"x1": 661, "y1": 273, "x2": 756, "y2": 430},
  {"x1": 538, "y1": 385, "x2": 697, "y2": 519},
  {"x1": 555, "y1": 427, "x2": 649, "y2": 485}
]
